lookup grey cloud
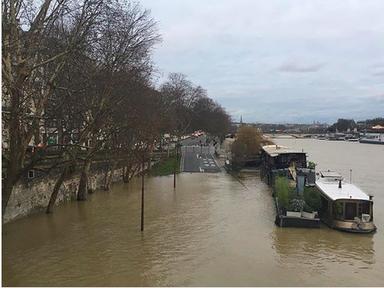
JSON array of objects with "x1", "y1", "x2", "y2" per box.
[
  {"x1": 371, "y1": 63, "x2": 384, "y2": 77},
  {"x1": 371, "y1": 63, "x2": 384, "y2": 68},
  {"x1": 371, "y1": 62, "x2": 384, "y2": 77},
  {"x1": 372, "y1": 71, "x2": 384, "y2": 77},
  {"x1": 141, "y1": 0, "x2": 384, "y2": 123},
  {"x1": 367, "y1": 93, "x2": 384, "y2": 103},
  {"x1": 278, "y1": 62, "x2": 324, "y2": 73}
]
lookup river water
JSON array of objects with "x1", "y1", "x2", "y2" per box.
[{"x1": 2, "y1": 139, "x2": 384, "y2": 286}]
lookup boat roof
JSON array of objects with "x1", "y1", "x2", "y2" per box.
[
  {"x1": 262, "y1": 145, "x2": 305, "y2": 157},
  {"x1": 316, "y1": 178, "x2": 370, "y2": 201},
  {"x1": 372, "y1": 125, "x2": 384, "y2": 130}
]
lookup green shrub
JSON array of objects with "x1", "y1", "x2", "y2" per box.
[
  {"x1": 275, "y1": 176, "x2": 296, "y2": 209},
  {"x1": 308, "y1": 161, "x2": 317, "y2": 169},
  {"x1": 303, "y1": 203, "x2": 314, "y2": 213},
  {"x1": 303, "y1": 186, "x2": 321, "y2": 211},
  {"x1": 275, "y1": 176, "x2": 321, "y2": 213}
]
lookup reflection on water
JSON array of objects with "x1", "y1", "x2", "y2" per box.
[
  {"x1": 272, "y1": 227, "x2": 375, "y2": 269},
  {"x1": 3, "y1": 140, "x2": 384, "y2": 286}
]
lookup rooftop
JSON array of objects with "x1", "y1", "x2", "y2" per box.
[
  {"x1": 316, "y1": 178, "x2": 370, "y2": 201},
  {"x1": 262, "y1": 145, "x2": 305, "y2": 157},
  {"x1": 372, "y1": 125, "x2": 384, "y2": 130}
]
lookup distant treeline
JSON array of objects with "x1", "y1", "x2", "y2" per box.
[
  {"x1": 250, "y1": 117, "x2": 384, "y2": 134},
  {"x1": 327, "y1": 117, "x2": 384, "y2": 133}
]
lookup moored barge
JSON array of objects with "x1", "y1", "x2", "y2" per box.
[
  {"x1": 261, "y1": 145, "x2": 320, "y2": 228},
  {"x1": 316, "y1": 171, "x2": 376, "y2": 233},
  {"x1": 359, "y1": 133, "x2": 384, "y2": 145}
]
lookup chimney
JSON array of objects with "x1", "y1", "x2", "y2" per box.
[{"x1": 338, "y1": 180, "x2": 342, "y2": 189}]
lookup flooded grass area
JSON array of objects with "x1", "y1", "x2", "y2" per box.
[{"x1": 149, "y1": 155, "x2": 180, "y2": 177}]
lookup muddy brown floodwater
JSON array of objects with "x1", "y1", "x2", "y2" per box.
[{"x1": 3, "y1": 139, "x2": 384, "y2": 286}]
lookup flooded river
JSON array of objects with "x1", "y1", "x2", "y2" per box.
[{"x1": 3, "y1": 139, "x2": 384, "y2": 286}]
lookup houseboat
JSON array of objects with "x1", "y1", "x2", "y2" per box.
[
  {"x1": 359, "y1": 133, "x2": 384, "y2": 145},
  {"x1": 261, "y1": 145, "x2": 307, "y2": 186},
  {"x1": 316, "y1": 171, "x2": 376, "y2": 233},
  {"x1": 261, "y1": 145, "x2": 321, "y2": 228},
  {"x1": 327, "y1": 133, "x2": 346, "y2": 141}
]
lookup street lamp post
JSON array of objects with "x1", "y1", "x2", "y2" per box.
[
  {"x1": 141, "y1": 154, "x2": 145, "y2": 231},
  {"x1": 174, "y1": 142, "x2": 181, "y2": 189},
  {"x1": 174, "y1": 148, "x2": 177, "y2": 188}
]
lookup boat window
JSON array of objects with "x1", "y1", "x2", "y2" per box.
[
  {"x1": 358, "y1": 201, "x2": 370, "y2": 216},
  {"x1": 334, "y1": 202, "x2": 344, "y2": 220},
  {"x1": 345, "y1": 202, "x2": 357, "y2": 220}
]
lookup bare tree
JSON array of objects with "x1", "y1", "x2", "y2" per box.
[
  {"x1": 191, "y1": 96, "x2": 231, "y2": 139},
  {"x1": 159, "y1": 73, "x2": 205, "y2": 145},
  {"x1": 44, "y1": 0, "x2": 161, "y2": 209},
  {"x1": 3, "y1": 1, "x2": 231, "y2": 218},
  {"x1": 2, "y1": 0, "x2": 103, "y2": 215}
]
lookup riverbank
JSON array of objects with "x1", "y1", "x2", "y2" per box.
[{"x1": 3, "y1": 161, "x2": 155, "y2": 224}]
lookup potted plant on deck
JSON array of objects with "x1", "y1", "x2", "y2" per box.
[
  {"x1": 286, "y1": 198, "x2": 305, "y2": 217},
  {"x1": 301, "y1": 204, "x2": 317, "y2": 219}
]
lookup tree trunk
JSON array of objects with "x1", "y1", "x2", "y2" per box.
[
  {"x1": 2, "y1": 154, "x2": 20, "y2": 217},
  {"x1": 147, "y1": 156, "x2": 151, "y2": 171},
  {"x1": 130, "y1": 163, "x2": 139, "y2": 180},
  {"x1": 2, "y1": 177, "x2": 15, "y2": 218},
  {"x1": 122, "y1": 166, "x2": 128, "y2": 183},
  {"x1": 123, "y1": 164, "x2": 130, "y2": 183},
  {"x1": 167, "y1": 142, "x2": 170, "y2": 158},
  {"x1": 103, "y1": 161, "x2": 116, "y2": 191},
  {"x1": 2, "y1": 126, "x2": 24, "y2": 216},
  {"x1": 103, "y1": 165, "x2": 109, "y2": 190},
  {"x1": 46, "y1": 166, "x2": 68, "y2": 214},
  {"x1": 77, "y1": 159, "x2": 91, "y2": 201},
  {"x1": 123, "y1": 162, "x2": 135, "y2": 183}
]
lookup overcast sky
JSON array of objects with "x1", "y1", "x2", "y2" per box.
[{"x1": 140, "y1": 0, "x2": 384, "y2": 124}]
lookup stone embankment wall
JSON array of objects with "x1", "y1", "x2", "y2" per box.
[{"x1": 4, "y1": 167, "x2": 127, "y2": 223}]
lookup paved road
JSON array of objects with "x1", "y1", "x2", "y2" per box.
[{"x1": 180, "y1": 136, "x2": 221, "y2": 173}]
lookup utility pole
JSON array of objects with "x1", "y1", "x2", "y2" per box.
[
  {"x1": 141, "y1": 154, "x2": 145, "y2": 232},
  {"x1": 350, "y1": 169, "x2": 352, "y2": 183}
]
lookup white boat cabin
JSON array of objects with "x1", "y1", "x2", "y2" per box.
[{"x1": 315, "y1": 171, "x2": 376, "y2": 233}]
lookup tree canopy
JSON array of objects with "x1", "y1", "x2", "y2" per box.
[{"x1": 231, "y1": 125, "x2": 273, "y2": 167}]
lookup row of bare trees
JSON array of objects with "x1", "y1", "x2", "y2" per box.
[{"x1": 2, "y1": 0, "x2": 231, "y2": 216}]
